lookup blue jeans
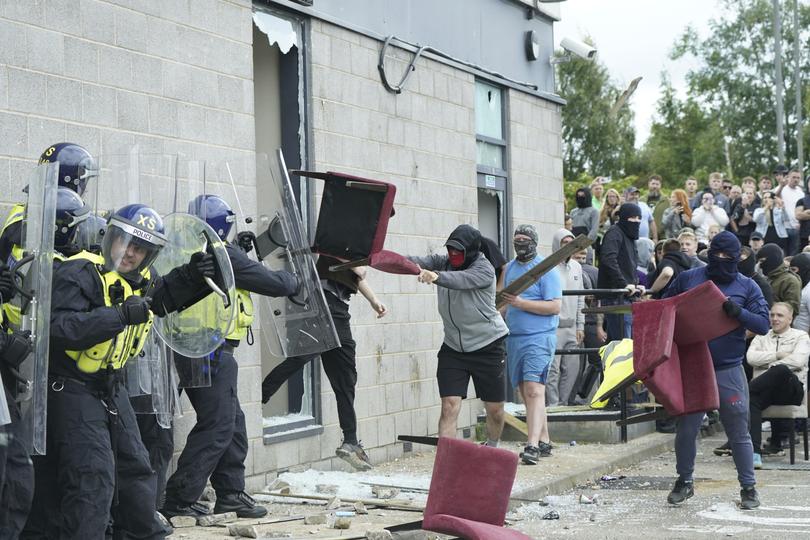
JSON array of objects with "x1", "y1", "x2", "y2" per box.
[
  {"x1": 787, "y1": 227, "x2": 799, "y2": 256},
  {"x1": 674, "y1": 365, "x2": 755, "y2": 487}
]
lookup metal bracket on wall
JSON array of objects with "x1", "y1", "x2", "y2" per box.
[
  {"x1": 377, "y1": 35, "x2": 427, "y2": 94},
  {"x1": 378, "y1": 34, "x2": 540, "y2": 95}
]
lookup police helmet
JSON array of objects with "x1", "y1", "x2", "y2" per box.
[
  {"x1": 102, "y1": 204, "x2": 167, "y2": 278},
  {"x1": 54, "y1": 187, "x2": 91, "y2": 255},
  {"x1": 38, "y1": 143, "x2": 97, "y2": 195},
  {"x1": 74, "y1": 214, "x2": 108, "y2": 255},
  {"x1": 188, "y1": 195, "x2": 235, "y2": 241}
]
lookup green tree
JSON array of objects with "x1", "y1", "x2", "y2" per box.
[
  {"x1": 672, "y1": 0, "x2": 810, "y2": 175},
  {"x1": 638, "y1": 74, "x2": 726, "y2": 187},
  {"x1": 557, "y1": 38, "x2": 636, "y2": 181}
]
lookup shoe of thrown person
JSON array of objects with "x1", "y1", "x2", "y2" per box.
[
  {"x1": 336, "y1": 441, "x2": 373, "y2": 471},
  {"x1": 214, "y1": 491, "x2": 268, "y2": 518},
  {"x1": 753, "y1": 452, "x2": 762, "y2": 469},
  {"x1": 666, "y1": 479, "x2": 694, "y2": 505}
]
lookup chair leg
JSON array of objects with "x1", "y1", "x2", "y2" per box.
[{"x1": 789, "y1": 422, "x2": 796, "y2": 465}]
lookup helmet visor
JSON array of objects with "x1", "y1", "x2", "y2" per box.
[{"x1": 102, "y1": 221, "x2": 164, "y2": 278}]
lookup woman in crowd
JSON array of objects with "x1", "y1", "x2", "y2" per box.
[
  {"x1": 753, "y1": 191, "x2": 789, "y2": 252},
  {"x1": 661, "y1": 189, "x2": 693, "y2": 239}
]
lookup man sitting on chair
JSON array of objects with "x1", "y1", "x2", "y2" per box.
[{"x1": 745, "y1": 302, "x2": 809, "y2": 468}]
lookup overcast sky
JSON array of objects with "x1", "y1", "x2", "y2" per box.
[{"x1": 554, "y1": 0, "x2": 727, "y2": 147}]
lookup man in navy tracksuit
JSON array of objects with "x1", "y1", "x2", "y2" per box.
[{"x1": 662, "y1": 231, "x2": 769, "y2": 510}]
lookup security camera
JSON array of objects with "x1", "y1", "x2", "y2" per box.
[{"x1": 560, "y1": 37, "x2": 597, "y2": 60}]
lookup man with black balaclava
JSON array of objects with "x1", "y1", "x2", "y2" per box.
[
  {"x1": 597, "y1": 203, "x2": 644, "y2": 341},
  {"x1": 737, "y1": 246, "x2": 774, "y2": 308},
  {"x1": 570, "y1": 187, "x2": 599, "y2": 241},
  {"x1": 790, "y1": 253, "x2": 810, "y2": 332},
  {"x1": 407, "y1": 225, "x2": 510, "y2": 447},
  {"x1": 663, "y1": 231, "x2": 769, "y2": 511},
  {"x1": 756, "y1": 243, "x2": 801, "y2": 314}
]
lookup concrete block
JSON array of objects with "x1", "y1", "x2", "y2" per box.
[
  {"x1": 177, "y1": 103, "x2": 205, "y2": 142},
  {"x1": 251, "y1": 437, "x2": 277, "y2": 473},
  {"x1": 148, "y1": 97, "x2": 178, "y2": 137},
  {"x1": 27, "y1": 118, "x2": 66, "y2": 159},
  {"x1": 130, "y1": 54, "x2": 163, "y2": 95},
  {"x1": 26, "y1": 26, "x2": 64, "y2": 74},
  {"x1": 0, "y1": 65, "x2": 8, "y2": 110},
  {"x1": 46, "y1": 76, "x2": 82, "y2": 122},
  {"x1": 0, "y1": 20, "x2": 27, "y2": 68},
  {"x1": 8, "y1": 68, "x2": 47, "y2": 115},
  {"x1": 114, "y1": 90, "x2": 147, "y2": 131},
  {"x1": 114, "y1": 8, "x2": 150, "y2": 53},
  {"x1": 0, "y1": 111, "x2": 26, "y2": 158},
  {"x1": 81, "y1": 0, "x2": 117, "y2": 44},
  {"x1": 98, "y1": 46, "x2": 135, "y2": 89},
  {"x1": 82, "y1": 83, "x2": 116, "y2": 128},
  {"x1": 64, "y1": 37, "x2": 99, "y2": 83},
  {"x1": 377, "y1": 412, "x2": 396, "y2": 446}
]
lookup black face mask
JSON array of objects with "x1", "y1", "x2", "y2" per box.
[
  {"x1": 513, "y1": 239, "x2": 537, "y2": 262},
  {"x1": 706, "y1": 254, "x2": 738, "y2": 284},
  {"x1": 618, "y1": 220, "x2": 640, "y2": 240},
  {"x1": 738, "y1": 255, "x2": 756, "y2": 277}
]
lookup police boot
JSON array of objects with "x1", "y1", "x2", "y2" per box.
[
  {"x1": 214, "y1": 491, "x2": 268, "y2": 518},
  {"x1": 161, "y1": 498, "x2": 210, "y2": 519}
]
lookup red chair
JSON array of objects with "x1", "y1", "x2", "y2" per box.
[
  {"x1": 290, "y1": 170, "x2": 419, "y2": 275},
  {"x1": 631, "y1": 281, "x2": 739, "y2": 416},
  {"x1": 422, "y1": 437, "x2": 532, "y2": 540}
]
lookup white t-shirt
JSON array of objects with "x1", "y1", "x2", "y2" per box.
[{"x1": 781, "y1": 184, "x2": 804, "y2": 229}]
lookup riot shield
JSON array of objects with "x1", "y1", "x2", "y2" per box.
[
  {"x1": 129, "y1": 333, "x2": 173, "y2": 428},
  {"x1": 151, "y1": 213, "x2": 237, "y2": 358},
  {"x1": 0, "y1": 372, "x2": 10, "y2": 427},
  {"x1": 14, "y1": 163, "x2": 59, "y2": 455},
  {"x1": 212, "y1": 152, "x2": 339, "y2": 358}
]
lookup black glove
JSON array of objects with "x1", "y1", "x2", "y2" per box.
[
  {"x1": 236, "y1": 231, "x2": 256, "y2": 254},
  {"x1": 187, "y1": 252, "x2": 216, "y2": 284},
  {"x1": 117, "y1": 295, "x2": 152, "y2": 326},
  {"x1": 722, "y1": 299, "x2": 742, "y2": 319},
  {"x1": 0, "y1": 263, "x2": 15, "y2": 302},
  {"x1": 0, "y1": 330, "x2": 32, "y2": 369}
]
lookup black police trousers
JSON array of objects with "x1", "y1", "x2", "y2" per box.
[
  {"x1": 164, "y1": 347, "x2": 247, "y2": 504},
  {"x1": 21, "y1": 379, "x2": 165, "y2": 540},
  {"x1": 134, "y1": 404, "x2": 174, "y2": 510},
  {"x1": 0, "y1": 398, "x2": 34, "y2": 539},
  {"x1": 263, "y1": 292, "x2": 359, "y2": 443}
]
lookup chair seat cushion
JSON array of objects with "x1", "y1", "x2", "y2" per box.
[{"x1": 423, "y1": 514, "x2": 533, "y2": 540}]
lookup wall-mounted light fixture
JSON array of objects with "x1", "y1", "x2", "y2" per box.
[{"x1": 525, "y1": 30, "x2": 540, "y2": 61}]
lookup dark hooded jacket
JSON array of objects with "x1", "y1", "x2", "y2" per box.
[
  {"x1": 408, "y1": 225, "x2": 509, "y2": 353},
  {"x1": 757, "y1": 243, "x2": 801, "y2": 314},
  {"x1": 738, "y1": 248, "x2": 774, "y2": 307},
  {"x1": 649, "y1": 251, "x2": 692, "y2": 299},
  {"x1": 597, "y1": 205, "x2": 640, "y2": 289}
]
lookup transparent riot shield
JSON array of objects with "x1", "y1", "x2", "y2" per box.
[
  {"x1": 173, "y1": 353, "x2": 212, "y2": 388},
  {"x1": 124, "y1": 354, "x2": 153, "y2": 397},
  {"x1": 13, "y1": 163, "x2": 59, "y2": 455},
  {"x1": 0, "y1": 372, "x2": 10, "y2": 427},
  {"x1": 129, "y1": 333, "x2": 172, "y2": 427},
  {"x1": 213, "y1": 152, "x2": 339, "y2": 359},
  {"x1": 151, "y1": 213, "x2": 237, "y2": 358}
]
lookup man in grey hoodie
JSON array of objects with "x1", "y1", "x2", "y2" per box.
[
  {"x1": 408, "y1": 225, "x2": 510, "y2": 446},
  {"x1": 546, "y1": 229, "x2": 584, "y2": 407}
]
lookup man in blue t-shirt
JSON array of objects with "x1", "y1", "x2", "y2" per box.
[
  {"x1": 662, "y1": 231, "x2": 769, "y2": 510},
  {"x1": 501, "y1": 224, "x2": 562, "y2": 465}
]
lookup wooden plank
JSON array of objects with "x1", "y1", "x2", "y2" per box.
[
  {"x1": 503, "y1": 411, "x2": 528, "y2": 436},
  {"x1": 259, "y1": 491, "x2": 425, "y2": 512},
  {"x1": 496, "y1": 234, "x2": 592, "y2": 309}
]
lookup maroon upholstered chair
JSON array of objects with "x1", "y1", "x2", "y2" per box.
[
  {"x1": 631, "y1": 281, "x2": 739, "y2": 416},
  {"x1": 290, "y1": 170, "x2": 419, "y2": 275},
  {"x1": 422, "y1": 437, "x2": 532, "y2": 540}
]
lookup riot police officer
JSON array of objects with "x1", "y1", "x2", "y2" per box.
[
  {"x1": 0, "y1": 263, "x2": 34, "y2": 537},
  {"x1": 161, "y1": 195, "x2": 299, "y2": 519},
  {"x1": 22, "y1": 204, "x2": 215, "y2": 539},
  {"x1": 1, "y1": 143, "x2": 96, "y2": 265}
]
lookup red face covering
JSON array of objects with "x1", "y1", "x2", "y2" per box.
[{"x1": 447, "y1": 247, "x2": 465, "y2": 268}]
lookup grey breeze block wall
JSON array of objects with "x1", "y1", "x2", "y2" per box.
[
  {"x1": 259, "y1": 17, "x2": 563, "y2": 487},
  {"x1": 0, "y1": 0, "x2": 265, "y2": 485},
  {"x1": 0, "y1": 0, "x2": 564, "y2": 490}
]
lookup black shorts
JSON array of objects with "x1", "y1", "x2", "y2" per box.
[{"x1": 436, "y1": 336, "x2": 506, "y2": 402}]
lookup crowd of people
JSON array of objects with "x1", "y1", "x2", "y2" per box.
[{"x1": 559, "y1": 167, "x2": 810, "y2": 510}]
